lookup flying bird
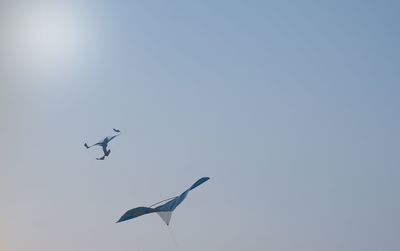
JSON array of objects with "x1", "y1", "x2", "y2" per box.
[
  {"x1": 116, "y1": 177, "x2": 210, "y2": 225},
  {"x1": 84, "y1": 130, "x2": 121, "y2": 160}
]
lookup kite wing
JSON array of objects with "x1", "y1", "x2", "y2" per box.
[
  {"x1": 189, "y1": 177, "x2": 210, "y2": 191},
  {"x1": 116, "y1": 207, "x2": 157, "y2": 223},
  {"x1": 116, "y1": 177, "x2": 210, "y2": 225},
  {"x1": 153, "y1": 191, "x2": 189, "y2": 225}
]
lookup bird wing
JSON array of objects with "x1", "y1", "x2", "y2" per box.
[
  {"x1": 107, "y1": 134, "x2": 119, "y2": 143},
  {"x1": 91, "y1": 141, "x2": 103, "y2": 147},
  {"x1": 84, "y1": 141, "x2": 102, "y2": 148}
]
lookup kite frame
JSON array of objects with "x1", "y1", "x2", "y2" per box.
[{"x1": 149, "y1": 196, "x2": 178, "y2": 208}]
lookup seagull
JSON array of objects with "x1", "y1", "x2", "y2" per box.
[{"x1": 84, "y1": 130, "x2": 120, "y2": 160}]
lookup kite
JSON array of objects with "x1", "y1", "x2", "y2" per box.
[
  {"x1": 84, "y1": 129, "x2": 121, "y2": 160},
  {"x1": 116, "y1": 177, "x2": 210, "y2": 225}
]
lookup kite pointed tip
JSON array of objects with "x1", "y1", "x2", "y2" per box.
[{"x1": 189, "y1": 177, "x2": 210, "y2": 190}]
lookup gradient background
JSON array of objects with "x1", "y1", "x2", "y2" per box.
[{"x1": 1, "y1": 1, "x2": 399, "y2": 251}]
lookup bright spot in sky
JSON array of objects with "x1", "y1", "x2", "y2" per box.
[{"x1": 4, "y1": 2, "x2": 92, "y2": 78}]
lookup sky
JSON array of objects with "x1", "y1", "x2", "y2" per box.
[{"x1": 0, "y1": 1, "x2": 399, "y2": 251}]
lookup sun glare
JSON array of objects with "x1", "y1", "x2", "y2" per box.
[{"x1": 6, "y1": 2, "x2": 91, "y2": 77}]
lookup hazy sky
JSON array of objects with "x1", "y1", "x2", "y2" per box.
[{"x1": 1, "y1": 1, "x2": 399, "y2": 251}]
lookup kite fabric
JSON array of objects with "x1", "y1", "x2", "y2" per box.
[{"x1": 116, "y1": 177, "x2": 210, "y2": 225}]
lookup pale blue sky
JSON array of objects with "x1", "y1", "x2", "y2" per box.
[{"x1": 1, "y1": 1, "x2": 400, "y2": 251}]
